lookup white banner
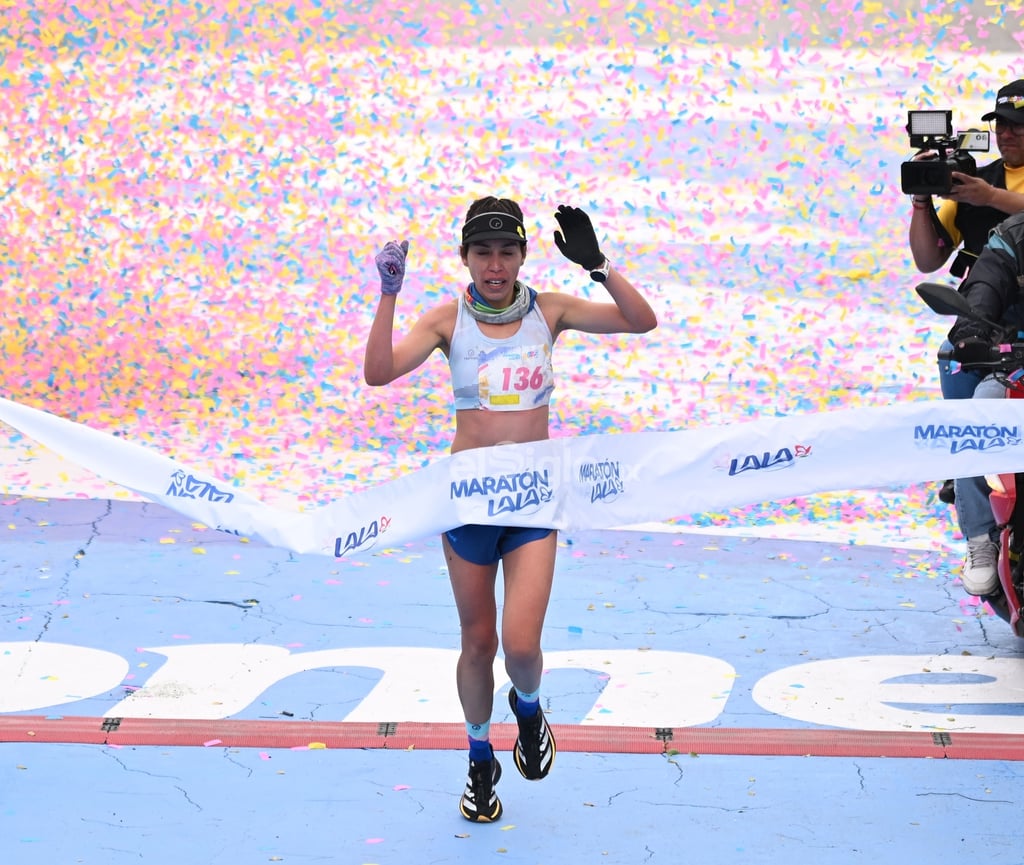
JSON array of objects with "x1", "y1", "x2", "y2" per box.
[{"x1": 1, "y1": 395, "x2": 1022, "y2": 558}]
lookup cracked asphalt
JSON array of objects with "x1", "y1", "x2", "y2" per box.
[{"x1": 2, "y1": 497, "x2": 1023, "y2": 864}]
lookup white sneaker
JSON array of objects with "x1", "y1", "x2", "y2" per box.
[{"x1": 961, "y1": 537, "x2": 999, "y2": 596}]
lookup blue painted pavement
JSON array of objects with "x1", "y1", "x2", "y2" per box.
[{"x1": 2, "y1": 497, "x2": 1023, "y2": 864}]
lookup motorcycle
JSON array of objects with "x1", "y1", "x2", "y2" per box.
[{"x1": 917, "y1": 281, "x2": 1024, "y2": 636}]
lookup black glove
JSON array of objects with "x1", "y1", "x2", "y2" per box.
[
  {"x1": 949, "y1": 336, "x2": 993, "y2": 366},
  {"x1": 948, "y1": 317, "x2": 991, "y2": 346},
  {"x1": 553, "y1": 205, "x2": 605, "y2": 270}
]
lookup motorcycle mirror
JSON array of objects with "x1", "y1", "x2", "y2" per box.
[
  {"x1": 915, "y1": 281, "x2": 1005, "y2": 332},
  {"x1": 915, "y1": 282, "x2": 974, "y2": 317}
]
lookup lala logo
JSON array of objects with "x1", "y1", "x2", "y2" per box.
[
  {"x1": 449, "y1": 470, "x2": 552, "y2": 517},
  {"x1": 166, "y1": 470, "x2": 235, "y2": 503},
  {"x1": 334, "y1": 516, "x2": 392, "y2": 557},
  {"x1": 716, "y1": 444, "x2": 812, "y2": 476},
  {"x1": 577, "y1": 459, "x2": 625, "y2": 503}
]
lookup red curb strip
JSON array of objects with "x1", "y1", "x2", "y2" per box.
[{"x1": 3, "y1": 717, "x2": 1023, "y2": 760}]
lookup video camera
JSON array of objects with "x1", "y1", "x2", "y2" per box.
[{"x1": 900, "y1": 110, "x2": 990, "y2": 196}]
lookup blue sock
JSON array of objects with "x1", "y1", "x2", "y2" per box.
[
  {"x1": 467, "y1": 721, "x2": 492, "y2": 761},
  {"x1": 513, "y1": 687, "x2": 540, "y2": 717}
]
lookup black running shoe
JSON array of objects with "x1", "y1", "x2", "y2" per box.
[
  {"x1": 459, "y1": 748, "x2": 503, "y2": 823},
  {"x1": 508, "y1": 689, "x2": 556, "y2": 780}
]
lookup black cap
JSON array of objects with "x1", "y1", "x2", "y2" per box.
[
  {"x1": 981, "y1": 79, "x2": 1024, "y2": 123},
  {"x1": 461, "y1": 211, "x2": 527, "y2": 244}
]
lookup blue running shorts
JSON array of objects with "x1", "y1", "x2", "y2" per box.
[{"x1": 443, "y1": 524, "x2": 553, "y2": 566}]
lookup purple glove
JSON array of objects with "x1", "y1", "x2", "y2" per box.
[{"x1": 375, "y1": 240, "x2": 409, "y2": 296}]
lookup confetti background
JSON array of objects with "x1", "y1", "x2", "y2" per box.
[{"x1": 1, "y1": 1, "x2": 1022, "y2": 547}]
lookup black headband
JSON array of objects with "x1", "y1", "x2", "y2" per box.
[{"x1": 461, "y1": 211, "x2": 527, "y2": 244}]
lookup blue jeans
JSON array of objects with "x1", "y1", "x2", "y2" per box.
[
  {"x1": 952, "y1": 374, "x2": 1006, "y2": 540},
  {"x1": 938, "y1": 339, "x2": 986, "y2": 399}
]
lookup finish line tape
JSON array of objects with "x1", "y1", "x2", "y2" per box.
[{"x1": 1, "y1": 395, "x2": 1021, "y2": 558}]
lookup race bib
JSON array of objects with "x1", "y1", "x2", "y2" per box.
[{"x1": 477, "y1": 343, "x2": 553, "y2": 409}]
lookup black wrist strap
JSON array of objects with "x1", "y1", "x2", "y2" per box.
[{"x1": 926, "y1": 204, "x2": 954, "y2": 251}]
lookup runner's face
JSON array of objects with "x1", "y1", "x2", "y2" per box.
[{"x1": 461, "y1": 240, "x2": 526, "y2": 305}]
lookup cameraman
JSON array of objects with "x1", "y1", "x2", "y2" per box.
[
  {"x1": 946, "y1": 209, "x2": 1024, "y2": 596},
  {"x1": 909, "y1": 79, "x2": 1024, "y2": 502},
  {"x1": 910, "y1": 80, "x2": 1024, "y2": 281}
]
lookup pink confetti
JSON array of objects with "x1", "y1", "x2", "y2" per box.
[{"x1": 1, "y1": 2, "x2": 1015, "y2": 556}]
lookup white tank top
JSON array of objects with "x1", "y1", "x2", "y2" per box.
[{"x1": 448, "y1": 300, "x2": 555, "y2": 411}]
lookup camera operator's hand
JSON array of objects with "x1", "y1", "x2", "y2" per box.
[
  {"x1": 949, "y1": 336, "x2": 993, "y2": 366},
  {"x1": 948, "y1": 317, "x2": 992, "y2": 346},
  {"x1": 939, "y1": 172, "x2": 998, "y2": 207}
]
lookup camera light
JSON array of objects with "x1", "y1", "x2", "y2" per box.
[{"x1": 907, "y1": 110, "x2": 952, "y2": 138}]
